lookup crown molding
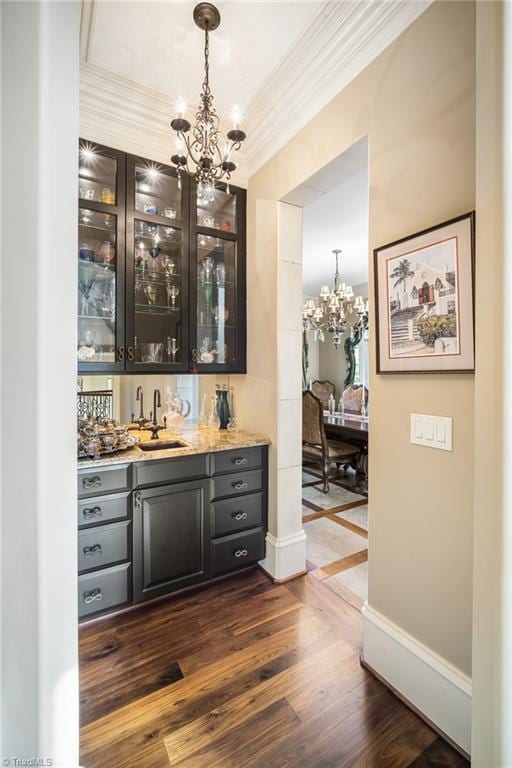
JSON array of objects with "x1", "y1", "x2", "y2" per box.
[
  {"x1": 244, "y1": 0, "x2": 432, "y2": 174},
  {"x1": 79, "y1": 0, "x2": 431, "y2": 184}
]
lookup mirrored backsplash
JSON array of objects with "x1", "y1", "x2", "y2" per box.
[{"x1": 77, "y1": 374, "x2": 234, "y2": 426}]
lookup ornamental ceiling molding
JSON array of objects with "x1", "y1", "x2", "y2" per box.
[{"x1": 79, "y1": 0, "x2": 431, "y2": 186}]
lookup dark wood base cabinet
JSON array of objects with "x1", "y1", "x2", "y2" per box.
[{"x1": 77, "y1": 446, "x2": 268, "y2": 621}]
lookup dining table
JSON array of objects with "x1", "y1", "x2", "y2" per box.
[{"x1": 323, "y1": 411, "x2": 369, "y2": 485}]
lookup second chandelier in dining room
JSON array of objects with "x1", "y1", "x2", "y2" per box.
[
  {"x1": 303, "y1": 249, "x2": 369, "y2": 349},
  {"x1": 170, "y1": 2, "x2": 246, "y2": 201}
]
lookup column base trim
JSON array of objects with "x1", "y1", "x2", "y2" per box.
[
  {"x1": 259, "y1": 531, "x2": 306, "y2": 582},
  {"x1": 363, "y1": 604, "x2": 472, "y2": 755}
]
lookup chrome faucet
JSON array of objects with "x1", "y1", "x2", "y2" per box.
[
  {"x1": 144, "y1": 388, "x2": 165, "y2": 440},
  {"x1": 132, "y1": 386, "x2": 150, "y2": 429}
]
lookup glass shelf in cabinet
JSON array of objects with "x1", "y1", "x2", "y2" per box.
[
  {"x1": 135, "y1": 304, "x2": 181, "y2": 316},
  {"x1": 78, "y1": 314, "x2": 115, "y2": 323},
  {"x1": 78, "y1": 260, "x2": 116, "y2": 277}
]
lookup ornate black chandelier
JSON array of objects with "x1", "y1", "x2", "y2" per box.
[{"x1": 170, "y1": 2, "x2": 246, "y2": 201}]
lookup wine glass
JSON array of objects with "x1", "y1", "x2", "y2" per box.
[
  {"x1": 166, "y1": 283, "x2": 180, "y2": 308},
  {"x1": 144, "y1": 284, "x2": 157, "y2": 306},
  {"x1": 100, "y1": 240, "x2": 115, "y2": 266},
  {"x1": 201, "y1": 255, "x2": 214, "y2": 283},
  {"x1": 166, "y1": 337, "x2": 180, "y2": 362},
  {"x1": 78, "y1": 266, "x2": 97, "y2": 316},
  {"x1": 164, "y1": 256, "x2": 176, "y2": 278}
]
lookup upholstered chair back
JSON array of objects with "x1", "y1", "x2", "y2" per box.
[{"x1": 311, "y1": 380, "x2": 335, "y2": 409}]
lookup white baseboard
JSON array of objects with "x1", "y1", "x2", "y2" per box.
[
  {"x1": 362, "y1": 604, "x2": 472, "y2": 755},
  {"x1": 260, "y1": 531, "x2": 307, "y2": 581}
]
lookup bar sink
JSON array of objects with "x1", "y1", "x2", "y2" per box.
[{"x1": 137, "y1": 439, "x2": 189, "y2": 452}]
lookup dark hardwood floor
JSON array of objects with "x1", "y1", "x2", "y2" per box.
[{"x1": 79, "y1": 568, "x2": 468, "y2": 768}]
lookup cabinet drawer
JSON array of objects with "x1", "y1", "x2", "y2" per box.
[
  {"x1": 77, "y1": 491, "x2": 130, "y2": 528},
  {"x1": 211, "y1": 528, "x2": 265, "y2": 576},
  {"x1": 78, "y1": 562, "x2": 131, "y2": 619},
  {"x1": 212, "y1": 470, "x2": 263, "y2": 500},
  {"x1": 133, "y1": 454, "x2": 208, "y2": 488},
  {"x1": 78, "y1": 464, "x2": 130, "y2": 499},
  {"x1": 211, "y1": 493, "x2": 264, "y2": 537},
  {"x1": 211, "y1": 447, "x2": 264, "y2": 476},
  {"x1": 78, "y1": 520, "x2": 130, "y2": 573}
]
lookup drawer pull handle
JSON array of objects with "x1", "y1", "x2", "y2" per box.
[
  {"x1": 234, "y1": 548, "x2": 248, "y2": 558},
  {"x1": 234, "y1": 457, "x2": 248, "y2": 466},
  {"x1": 83, "y1": 544, "x2": 103, "y2": 558},
  {"x1": 83, "y1": 588, "x2": 102, "y2": 605},
  {"x1": 82, "y1": 476, "x2": 102, "y2": 489},
  {"x1": 82, "y1": 506, "x2": 102, "y2": 520},
  {"x1": 233, "y1": 511, "x2": 248, "y2": 521},
  {"x1": 232, "y1": 481, "x2": 248, "y2": 491}
]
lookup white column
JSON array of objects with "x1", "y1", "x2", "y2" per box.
[
  {"x1": 1, "y1": 1, "x2": 80, "y2": 762},
  {"x1": 472, "y1": 1, "x2": 512, "y2": 764},
  {"x1": 261, "y1": 202, "x2": 306, "y2": 580}
]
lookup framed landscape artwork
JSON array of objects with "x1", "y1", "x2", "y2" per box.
[{"x1": 374, "y1": 212, "x2": 475, "y2": 374}]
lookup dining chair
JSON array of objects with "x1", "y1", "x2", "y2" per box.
[
  {"x1": 342, "y1": 384, "x2": 369, "y2": 415},
  {"x1": 311, "y1": 379, "x2": 336, "y2": 409},
  {"x1": 302, "y1": 390, "x2": 360, "y2": 493}
]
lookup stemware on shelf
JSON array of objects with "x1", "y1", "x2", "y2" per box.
[
  {"x1": 166, "y1": 336, "x2": 180, "y2": 362},
  {"x1": 78, "y1": 266, "x2": 97, "y2": 316},
  {"x1": 166, "y1": 283, "x2": 180, "y2": 308},
  {"x1": 144, "y1": 284, "x2": 158, "y2": 306}
]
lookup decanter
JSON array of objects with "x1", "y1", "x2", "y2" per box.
[
  {"x1": 208, "y1": 395, "x2": 220, "y2": 429},
  {"x1": 199, "y1": 394, "x2": 208, "y2": 428},
  {"x1": 216, "y1": 385, "x2": 230, "y2": 429}
]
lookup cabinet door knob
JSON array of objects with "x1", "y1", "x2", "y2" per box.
[
  {"x1": 234, "y1": 457, "x2": 248, "y2": 466},
  {"x1": 232, "y1": 481, "x2": 248, "y2": 491},
  {"x1": 234, "y1": 548, "x2": 248, "y2": 558},
  {"x1": 83, "y1": 588, "x2": 102, "y2": 605},
  {"x1": 233, "y1": 511, "x2": 248, "y2": 521},
  {"x1": 127, "y1": 345, "x2": 135, "y2": 361},
  {"x1": 82, "y1": 506, "x2": 102, "y2": 520},
  {"x1": 117, "y1": 345, "x2": 125, "y2": 361},
  {"x1": 83, "y1": 544, "x2": 103, "y2": 558},
  {"x1": 82, "y1": 476, "x2": 102, "y2": 489},
  {"x1": 134, "y1": 491, "x2": 142, "y2": 508}
]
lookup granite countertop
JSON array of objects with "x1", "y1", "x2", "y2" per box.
[{"x1": 78, "y1": 425, "x2": 271, "y2": 469}]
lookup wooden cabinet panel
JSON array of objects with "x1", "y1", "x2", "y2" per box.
[
  {"x1": 211, "y1": 528, "x2": 265, "y2": 576},
  {"x1": 210, "y1": 447, "x2": 264, "y2": 476},
  {"x1": 211, "y1": 493, "x2": 264, "y2": 538},
  {"x1": 78, "y1": 520, "x2": 131, "y2": 574},
  {"x1": 212, "y1": 469, "x2": 263, "y2": 501},
  {"x1": 78, "y1": 464, "x2": 130, "y2": 499},
  {"x1": 78, "y1": 562, "x2": 131, "y2": 619},
  {"x1": 133, "y1": 454, "x2": 208, "y2": 488},
  {"x1": 133, "y1": 479, "x2": 210, "y2": 602},
  {"x1": 78, "y1": 491, "x2": 130, "y2": 528}
]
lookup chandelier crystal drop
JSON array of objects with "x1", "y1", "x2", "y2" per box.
[
  {"x1": 170, "y1": 3, "x2": 246, "y2": 200},
  {"x1": 303, "y1": 249, "x2": 369, "y2": 349}
]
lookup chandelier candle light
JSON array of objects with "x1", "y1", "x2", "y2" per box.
[
  {"x1": 303, "y1": 249, "x2": 369, "y2": 349},
  {"x1": 170, "y1": 3, "x2": 246, "y2": 201}
]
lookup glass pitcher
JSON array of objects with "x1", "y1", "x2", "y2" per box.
[{"x1": 165, "y1": 393, "x2": 191, "y2": 431}]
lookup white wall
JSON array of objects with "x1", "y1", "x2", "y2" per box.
[{"x1": 1, "y1": 1, "x2": 80, "y2": 761}]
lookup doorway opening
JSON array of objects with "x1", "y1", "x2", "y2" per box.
[{"x1": 285, "y1": 138, "x2": 369, "y2": 610}]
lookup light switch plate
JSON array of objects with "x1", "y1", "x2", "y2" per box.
[{"x1": 410, "y1": 413, "x2": 453, "y2": 451}]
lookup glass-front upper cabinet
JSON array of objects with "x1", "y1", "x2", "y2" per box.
[
  {"x1": 78, "y1": 142, "x2": 125, "y2": 373},
  {"x1": 125, "y1": 155, "x2": 189, "y2": 372},
  {"x1": 192, "y1": 183, "x2": 246, "y2": 373}
]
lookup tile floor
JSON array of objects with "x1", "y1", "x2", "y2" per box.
[{"x1": 302, "y1": 467, "x2": 368, "y2": 608}]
